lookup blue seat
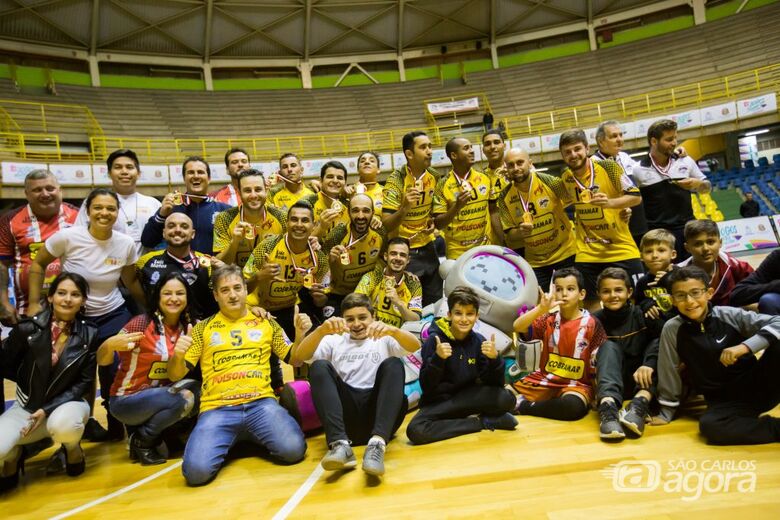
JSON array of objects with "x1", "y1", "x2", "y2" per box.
[
  {"x1": 744, "y1": 159, "x2": 755, "y2": 169},
  {"x1": 758, "y1": 157, "x2": 769, "y2": 168}
]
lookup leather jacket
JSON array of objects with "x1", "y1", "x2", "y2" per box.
[{"x1": 1, "y1": 307, "x2": 98, "y2": 416}]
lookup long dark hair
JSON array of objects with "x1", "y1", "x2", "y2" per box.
[
  {"x1": 148, "y1": 271, "x2": 195, "y2": 334},
  {"x1": 47, "y1": 272, "x2": 89, "y2": 318}
]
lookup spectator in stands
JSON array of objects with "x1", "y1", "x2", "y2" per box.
[
  {"x1": 168, "y1": 265, "x2": 306, "y2": 486},
  {"x1": 0, "y1": 169, "x2": 78, "y2": 325},
  {"x1": 268, "y1": 153, "x2": 316, "y2": 211},
  {"x1": 653, "y1": 266, "x2": 780, "y2": 445},
  {"x1": 322, "y1": 194, "x2": 386, "y2": 317},
  {"x1": 630, "y1": 119, "x2": 711, "y2": 260},
  {"x1": 295, "y1": 294, "x2": 419, "y2": 476},
  {"x1": 730, "y1": 249, "x2": 780, "y2": 314},
  {"x1": 98, "y1": 272, "x2": 198, "y2": 465},
  {"x1": 433, "y1": 137, "x2": 498, "y2": 260},
  {"x1": 594, "y1": 121, "x2": 649, "y2": 248},
  {"x1": 382, "y1": 131, "x2": 442, "y2": 307},
  {"x1": 213, "y1": 169, "x2": 286, "y2": 269},
  {"x1": 406, "y1": 287, "x2": 516, "y2": 445},
  {"x1": 0, "y1": 273, "x2": 97, "y2": 492},
  {"x1": 677, "y1": 219, "x2": 753, "y2": 307},
  {"x1": 355, "y1": 237, "x2": 422, "y2": 327},
  {"x1": 136, "y1": 213, "x2": 218, "y2": 319},
  {"x1": 739, "y1": 192, "x2": 760, "y2": 218},
  {"x1": 482, "y1": 110, "x2": 494, "y2": 131},
  {"x1": 75, "y1": 149, "x2": 161, "y2": 256},
  {"x1": 27, "y1": 188, "x2": 145, "y2": 441},
  {"x1": 558, "y1": 129, "x2": 643, "y2": 310},
  {"x1": 344, "y1": 151, "x2": 384, "y2": 217},
  {"x1": 142, "y1": 156, "x2": 230, "y2": 256},
  {"x1": 497, "y1": 148, "x2": 576, "y2": 290},
  {"x1": 481, "y1": 129, "x2": 507, "y2": 245},
  {"x1": 303, "y1": 160, "x2": 350, "y2": 240},
  {"x1": 210, "y1": 147, "x2": 250, "y2": 206}
]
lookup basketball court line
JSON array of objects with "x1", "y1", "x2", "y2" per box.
[
  {"x1": 48, "y1": 461, "x2": 183, "y2": 520},
  {"x1": 271, "y1": 462, "x2": 325, "y2": 520}
]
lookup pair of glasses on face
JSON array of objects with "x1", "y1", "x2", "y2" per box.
[{"x1": 671, "y1": 288, "x2": 707, "y2": 303}]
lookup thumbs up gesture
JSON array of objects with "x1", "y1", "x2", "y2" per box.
[
  {"x1": 174, "y1": 324, "x2": 194, "y2": 357},
  {"x1": 435, "y1": 335, "x2": 452, "y2": 360},
  {"x1": 481, "y1": 333, "x2": 498, "y2": 359}
]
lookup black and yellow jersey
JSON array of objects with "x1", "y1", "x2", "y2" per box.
[
  {"x1": 268, "y1": 184, "x2": 315, "y2": 211},
  {"x1": 213, "y1": 206, "x2": 287, "y2": 268},
  {"x1": 382, "y1": 166, "x2": 438, "y2": 249},
  {"x1": 323, "y1": 223, "x2": 386, "y2": 296},
  {"x1": 355, "y1": 265, "x2": 422, "y2": 327}
]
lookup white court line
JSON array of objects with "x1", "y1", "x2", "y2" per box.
[
  {"x1": 271, "y1": 462, "x2": 325, "y2": 520},
  {"x1": 48, "y1": 461, "x2": 183, "y2": 520}
]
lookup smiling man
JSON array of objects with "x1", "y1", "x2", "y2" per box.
[
  {"x1": 268, "y1": 153, "x2": 316, "y2": 211},
  {"x1": 209, "y1": 147, "x2": 250, "y2": 206},
  {"x1": 303, "y1": 160, "x2": 350, "y2": 239},
  {"x1": 142, "y1": 155, "x2": 230, "y2": 256}
]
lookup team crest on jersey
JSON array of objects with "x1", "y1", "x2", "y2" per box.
[
  {"x1": 209, "y1": 332, "x2": 223, "y2": 346},
  {"x1": 539, "y1": 197, "x2": 550, "y2": 209},
  {"x1": 105, "y1": 257, "x2": 123, "y2": 266},
  {"x1": 478, "y1": 185, "x2": 487, "y2": 195},
  {"x1": 369, "y1": 236, "x2": 377, "y2": 246},
  {"x1": 182, "y1": 272, "x2": 197, "y2": 285},
  {"x1": 150, "y1": 271, "x2": 161, "y2": 285},
  {"x1": 263, "y1": 221, "x2": 273, "y2": 229},
  {"x1": 369, "y1": 248, "x2": 379, "y2": 257},
  {"x1": 247, "y1": 329, "x2": 262, "y2": 342}
]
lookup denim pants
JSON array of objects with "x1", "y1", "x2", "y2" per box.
[
  {"x1": 182, "y1": 397, "x2": 306, "y2": 486},
  {"x1": 110, "y1": 385, "x2": 196, "y2": 440}
]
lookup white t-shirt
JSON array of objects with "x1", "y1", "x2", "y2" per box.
[
  {"x1": 45, "y1": 227, "x2": 138, "y2": 316},
  {"x1": 75, "y1": 192, "x2": 161, "y2": 255},
  {"x1": 305, "y1": 333, "x2": 408, "y2": 389}
]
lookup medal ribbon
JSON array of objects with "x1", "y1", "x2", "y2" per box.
[
  {"x1": 284, "y1": 234, "x2": 317, "y2": 274},
  {"x1": 571, "y1": 159, "x2": 596, "y2": 192}
]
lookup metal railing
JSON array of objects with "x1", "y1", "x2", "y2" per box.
[{"x1": 0, "y1": 99, "x2": 103, "y2": 138}]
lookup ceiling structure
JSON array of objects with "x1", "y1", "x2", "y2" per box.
[{"x1": 0, "y1": 0, "x2": 713, "y2": 88}]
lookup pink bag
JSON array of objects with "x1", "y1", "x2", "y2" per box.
[{"x1": 278, "y1": 380, "x2": 322, "y2": 432}]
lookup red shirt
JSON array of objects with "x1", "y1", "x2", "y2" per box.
[
  {"x1": 0, "y1": 204, "x2": 78, "y2": 313},
  {"x1": 111, "y1": 315, "x2": 184, "y2": 397},
  {"x1": 209, "y1": 184, "x2": 240, "y2": 206}
]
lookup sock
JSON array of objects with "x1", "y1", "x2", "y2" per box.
[{"x1": 600, "y1": 397, "x2": 616, "y2": 407}]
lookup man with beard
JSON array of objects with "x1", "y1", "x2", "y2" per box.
[
  {"x1": 345, "y1": 151, "x2": 384, "y2": 216},
  {"x1": 482, "y1": 129, "x2": 508, "y2": 245},
  {"x1": 303, "y1": 160, "x2": 350, "y2": 239},
  {"x1": 142, "y1": 156, "x2": 230, "y2": 256},
  {"x1": 322, "y1": 194, "x2": 386, "y2": 317},
  {"x1": 558, "y1": 129, "x2": 643, "y2": 309},
  {"x1": 213, "y1": 169, "x2": 286, "y2": 268},
  {"x1": 268, "y1": 153, "x2": 316, "y2": 211},
  {"x1": 433, "y1": 137, "x2": 497, "y2": 260},
  {"x1": 136, "y1": 213, "x2": 218, "y2": 319},
  {"x1": 355, "y1": 237, "x2": 422, "y2": 327},
  {"x1": 382, "y1": 131, "x2": 441, "y2": 307},
  {"x1": 630, "y1": 119, "x2": 710, "y2": 260},
  {"x1": 209, "y1": 148, "x2": 250, "y2": 206},
  {"x1": 497, "y1": 148, "x2": 576, "y2": 290}
]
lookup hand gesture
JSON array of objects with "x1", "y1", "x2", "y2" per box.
[
  {"x1": 619, "y1": 207, "x2": 632, "y2": 223},
  {"x1": 385, "y1": 283, "x2": 399, "y2": 303},
  {"x1": 369, "y1": 214, "x2": 383, "y2": 230},
  {"x1": 321, "y1": 317, "x2": 348, "y2": 335},
  {"x1": 644, "y1": 305, "x2": 661, "y2": 320},
  {"x1": 160, "y1": 192, "x2": 177, "y2": 217},
  {"x1": 329, "y1": 245, "x2": 348, "y2": 264},
  {"x1": 589, "y1": 192, "x2": 610, "y2": 207},
  {"x1": 343, "y1": 184, "x2": 356, "y2": 197},
  {"x1": 402, "y1": 188, "x2": 421, "y2": 210},
  {"x1": 481, "y1": 333, "x2": 498, "y2": 359},
  {"x1": 434, "y1": 335, "x2": 452, "y2": 359},
  {"x1": 366, "y1": 321, "x2": 393, "y2": 340},
  {"x1": 249, "y1": 306, "x2": 272, "y2": 320},
  {"x1": 258, "y1": 254, "x2": 284, "y2": 282},
  {"x1": 537, "y1": 287, "x2": 563, "y2": 314},
  {"x1": 633, "y1": 365, "x2": 654, "y2": 389},
  {"x1": 720, "y1": 344, "x2": 749, "y2": 367},
  {"x1": 20, "y1": 409, "x2": 46, "y2": 437},
  {"x1": 106, "y1": 331, "x2": 144, "y2": 353},
  {"x1": 294, "y1": 306, "x2": 313, "y2": 338},
  {"x1": 454, "y1": 189, "x2": 472, "y2": 210},
  {"x1": 174, "y1": 324, "x2": 193, "y2": 357},
  {"x1": 232, "y1": 222, "x2": 250, "y2": 242},
  {"x1": 0, "y1": 300, "x2": 18, "y2": 326},
  {"x1": 309, "y1": 179, "x2": 322, "y2": 193},
  {"x1": 673, "y1": 177, "x2": 698, "y2": 191},
  {"x1": 320, "y1": 207, "x2": 342, "y2": 226},
  {"x1": 517, "y1": 222, "x2": 534, "y2": 237}
]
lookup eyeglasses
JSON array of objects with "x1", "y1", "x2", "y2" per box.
[{"x1": 671, "y1": 288, "x2": 707, "y2": 302}]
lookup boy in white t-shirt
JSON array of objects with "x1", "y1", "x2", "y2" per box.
[{"x1": 293, "y1": 293, "x2": 421, "y2": 477}]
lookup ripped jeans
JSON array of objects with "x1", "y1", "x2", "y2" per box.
[{"x1": 110, "y1": 382, "x2": 198, "y2": 440}]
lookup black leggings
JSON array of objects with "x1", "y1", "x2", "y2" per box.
[{"x1": 517, "y1": 393, "x2": 589, "y2": 421}]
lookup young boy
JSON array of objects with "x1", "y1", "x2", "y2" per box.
[
  {"x1": 511, "y1": 267, "x2": 606, "y2": 421},
  {"x1": 634, "y1": 228, "x2": 677, "y2": 320},
  {"x1": 653, "y1": 265, "x2": 780, "y2": 445},
  {"x1": 593, "y1": 268, "x2": 661, "y2": 441},
  {"x1": 293, "y1": 293, "x2": 421, "y2": 476},
  {"x1": 677, "y1": 219, "x2": 753, "y2": 307},
  {"x1": 406, "y1": 287, "x2": 517, "y2": 445}
]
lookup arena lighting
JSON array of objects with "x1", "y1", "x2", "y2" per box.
[
  {"x1": 629, "y1": 152, "x2": 648, "y2": 158},
  {"x1": 744, "y1": 129, "x2": 769, "y2": 136},
  {"x1": 535, "y1": 167, "x2": 549, "y2": 172}
]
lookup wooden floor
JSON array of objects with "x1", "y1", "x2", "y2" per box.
[{"x1": 3, "y1": 250, "x2": 779, "y2": 519}]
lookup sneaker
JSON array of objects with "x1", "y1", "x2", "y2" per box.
[
  {"x1": 620, "y1": 396, "x2": 650, "y2": 437},
  {"x1": 321, "y1": 441, "x2": 356, "y2": 471},
  {"x1": 82, "y1": 417, "x2": 109, "y2": 442},
  {"x1": 362, "y1": 442, "x2": 386, "y2": 476},
  {"x1": 599, "y1": 400, "x2": 625, "y2": 441},
  {"x1": 481, "y1": 412, "x2": 518, "y2": 431}
]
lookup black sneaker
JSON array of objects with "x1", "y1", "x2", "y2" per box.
[
  {"x1": 480, "y1": 412, "x2": 518, "y2": 431},
  {"x1": 620, "y1": 396, "x2": 650, "y2": 437},
  {"x1": 82, "y1": 417, "x2": 109, "y2": 442},
  {"x1": 599, "y1": 400, "x2": 625, "y2": 442}
]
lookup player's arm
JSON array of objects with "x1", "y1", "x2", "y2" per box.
[
  {"x1": 488, "y1": 201, "x2": 504, "y2": 244},
  {"x1": 0, "y1": 259, "x2": 17, "y2": 324},
  {"x1": 590, "y1": 191, "x2": 642, "y2": 209},
  {"x1": 215, "y1": 218, "x2": 245, "y2": 266},
  {"x1": 434, "y1": 190, "x2": 470, "y2": 230},
  {"x1": 168, "y1": 324, "x2": 195, "y2": 381},
  {"x1": 291, "y1": 317, "x2": 345, "y2": 363},
  {"x1": 120, "y1": 265, "x2": 147, "y2": 311},
  {"x1": 26, "y1": 246, "x2": 57, "y2": 316},
  {"x1": 513, "y1": 288, "x2": 559, "y2": 335}
]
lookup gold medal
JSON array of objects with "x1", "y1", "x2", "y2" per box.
[
  {"x1": 331, "y1": 201, "x2": 343, "y2": 213},
  {"x1": 339, "y1": 251, "x2": 350, "y2": 265},
  {"x1": 303, "y1": 273, "x2": 314, "y2": 288},
  {"x1": 384, "y1": 277, "x2": 395, "y2": 291},
  {"x1": 172, "y1": 192, "x2": 183, "y2": 205},
  {"x1": 461, "y1": 180, "x2": 472, "y2": 194},
  {"x1": 580, "y1": 189, "x2": 592, "y2": 203},
  {"x1": 414, "y1": 179, "x2": 424, "y2": 192},
  {"x1": 522, "y1": 212, "x2": 533, "y2": 224},
  {"x1": 199, "y1": 256, "x2": 211, "y2": 268},
  {"x1": 355, "y1": 183, "x2": 366, "y2": 194},
  {"x1": 243, "y1": 223, "x2": 255, "y2": 240}
]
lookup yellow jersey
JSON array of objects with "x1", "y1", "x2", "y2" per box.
[
  {"x1": 353, "y1": 182, "x2": 384, "y2": 217},
  {"x1": 302, "y1": 192, "x2": 350, "y2": 237},
  {"x1": 186, "y1": 312, "x2": 292, "y2": 413},
  {"x1": 483, "y1": 165, "x2": 508, "y2": 198},
  {"x1": 323, "y1": 223, "x2": 386, "y2": 296},
  {"x1": 497, "y1": 172, "x2": 576, "y2": 267},
  {"x1": 560, "y1": 159, "x2": 641, "y2": 263},
  {"x1": 433, "y1": 168, "x2": 496, "y2": 259},
  {"x1": 213, "y1": 206, "x2": 286, "y2": 268},
  {"x1": 382, "y1": 166, "x2": 438, "y2": 249},
  {"x1": 243, "y1": 234, "x2": 330, "y2": 310},
  {"x1": 268, "y1": 184, "x2": 315, "y2": 211},
  {"x1": 355, "y1": 265, "x2": 423, "y2": 328}
]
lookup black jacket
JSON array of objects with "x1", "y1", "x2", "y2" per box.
[
  {"x1": 730, "y1": 249, "x2": 780, "y2": 306},
  {"x1": 418, "y1": 318, "x2": 505, "y2": 406},
  {"x1": 1, "y1": 308, "x2": 98, "y2": 416},
  {"x1": 593, "y1": 303, "x2": 660, "y2": 370}
]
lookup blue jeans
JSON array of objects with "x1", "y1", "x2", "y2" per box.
[
  {"x1": 758, "y1": 293, "x2": 780, "y2": 315},
  {"x1": 110, "y1": 385, "x2": 195, "y2": 440},
  {"x1": 182, "y1": 398, "x2": 306, "y2": 486}
]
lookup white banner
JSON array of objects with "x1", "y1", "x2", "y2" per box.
[
  {"x1": 1, "y1": 162, "x2": 47, "y2": 185},
  {"x1": 717, "y1": 216, "x2": 779, "y2": 253},
  {"x1": 391, "y1": 152, "x2": 406, "y2": 171},
  {"x1": 92, "y1": 164, "x2": 111, "y2": 186},
  {"x1": 701, "y1": 101, "x2": 737, "y2": 126},
  {"x1": 49, "y1": 164, "x2": 92, "y2": 185},
  {"x1": 540, "y1": 133, "x2": 561, "y2": 153},
  {"x1": 737, "y1": 93, "x2": 777, "y2": 119},
  {"x1": 510, "y1": 137, "x2": 541, "y2": 154},
  {"x1": 668, "y1": 109, "x2": 701, "y2": 130},
  {"x1": 431, "y1": 148, "x2": 449, "y2": 168},
  {"x1": 137, "y1": 165, "x2": 170, "y2": 186},
  {"x1": 426, "y1": 97, "x2": 480, "y2": 116},
  {"x1": 620, "y1": 121, "x2": 637, "y2": 141},
  {"x1": 584, "y1": 127, "x2": 599, "y2": 144}
]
